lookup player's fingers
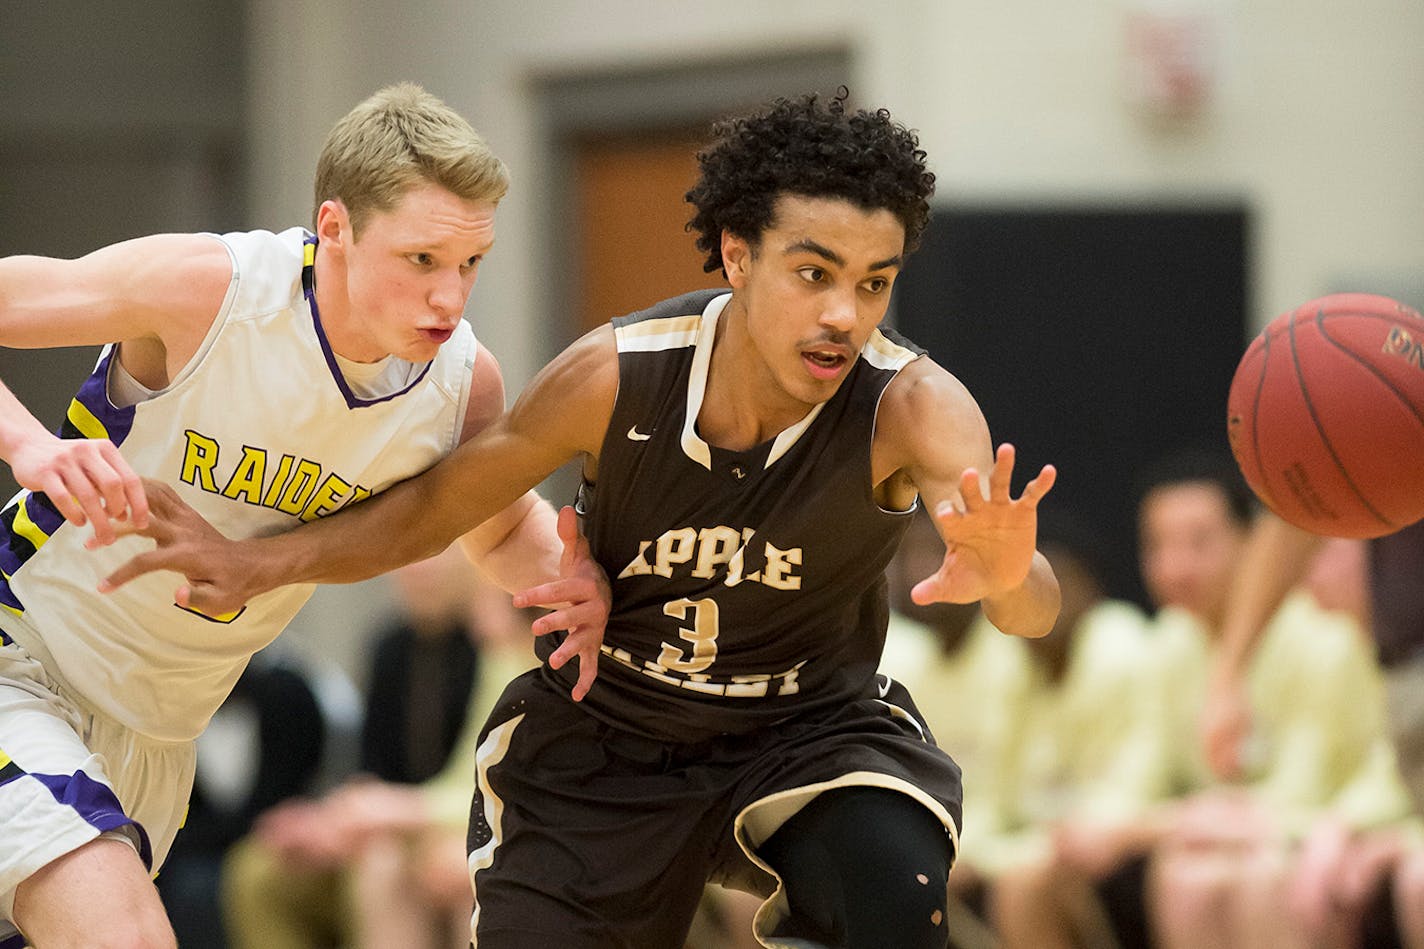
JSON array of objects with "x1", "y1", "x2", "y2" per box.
[
  {"x1": 531, "y1": 608, "x2": 571, "y2": 638},
  {"x1": 571, "y1": 646, "x2": 598, "y2": 702},
  {"x1": 556, "y1": 504, "x2": 581, "y2": 569},
  {"x1": 82, "y1": 453, "x2": 134, "y2": 529},
  {"x1": 1019, "y1": 464, "x2": 1058, "y2": 505},
  {"x1": 35, "y1": 471, "x2": 88, "y2": 528},
  {"x1": 179, "y1": 582, "x2": 246, "y2": 619},
  {"x1": 84, "y1": 515, "x2": 151, "y2": 551},
  {"x1": 910, "y1": 568, "x2": 955, "y2": 606},
  {"x1": 99, "y1": 549, "x2": 177, "y2": 592},
  {"x1": 514, "y1": 577, "x2": 587, "y2": 610},
  {"x1": 99, "y1": 442, "x2": 148, "y2": 527},
  {"x1": 957, "y1": 469, "x2": 984, "y2": 512},
  {"x1": 989, "y1": 443, "x2": 1016, "y2": 502},
  {"x1": 76, "y1": 493, "x2": 117, "y2": 547},
  {"x1": 532, "y1": 596, "x2": 607, "y2": 638},
  {"x1": 56, "y1": 470, "x2": 114, "y2": 544}
]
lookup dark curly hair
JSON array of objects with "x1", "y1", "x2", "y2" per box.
[{"x1": 685, "y1": 89, "x2": 936, "y2": 275}]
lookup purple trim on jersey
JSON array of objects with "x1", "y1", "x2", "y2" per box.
[
  {"x1": 0, "y1": 534, "x2": 22, "y2": 578},
  {"x1": 0, "y1": 932, "x2": 26, "y2": 949},
  {"x1": 0, "y1": 493, "x2": 66, "y2": 616},
  {"x1": 0, "y1": 582, "x2": 20, "y2": 620},
  {"x1": 73, "y1": 349, "x2": 136, "y2": 446},
  {"x1": 302, "y1": 233, "x2": 435, "y2": 410},
  {"x1": 32, "y1": 770, "x2": 154, "y2": 870}
]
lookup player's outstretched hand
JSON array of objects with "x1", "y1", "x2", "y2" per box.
[
  {"x1": 98, "y1": 478, "x2": 256, "y2": 616},
  {"x1": 1201, "y1": 667, "x2": 1252, "y2": 780},
  {"x1": 912, "y1": 443, "x2": 1056, "y2": 606},
  {"x1": 512, "y1": 505, "x2": 610, "y2": 702},
  {"x1": 11, "y1": 433, "x2": 147, "y2": 547}
]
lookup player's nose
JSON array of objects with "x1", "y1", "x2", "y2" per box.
[
  {"x1": 819, "y1": 288, "x2": 857, "y2": 332},
  {"x1": 428, "y1": 268, "x2": 466, "y2": 316}
]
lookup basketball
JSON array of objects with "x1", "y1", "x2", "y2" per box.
[{"x1": 1227, "y1": 293, "x2": 1424, "y2": 538}]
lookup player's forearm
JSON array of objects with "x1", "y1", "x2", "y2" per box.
[
  {"x1": 981, "y1": 551, "x2": 1060, "y2": 638},
  {"x1": 241, "y1": 474, "x2": 463, "y2": 591},
  {"x1": 1215, "y1": 513, "x2": 1323, "y2": 679},
  {"x1": 0, "y1": 378, "x2": 54, "y2": 465},
  {"x1": 458, "y1": 491, "x2": 563, "y2": 593}
]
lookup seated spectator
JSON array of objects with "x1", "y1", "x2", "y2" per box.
[
  {"x1": 1124, "y1": 450, "x2": 1409, "y2": 949},
  {"x1": 884, "y1": 507, "x2": 1165, "y2": 949},
  {"x1": 359, "y1": 544, "x2": 481, "y2": 785},
  {"x1": 223, "y1": 547, "x2": 505, "y2": 949}
]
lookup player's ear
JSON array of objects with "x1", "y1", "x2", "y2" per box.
[
  {"x1": 721, "y1": 230, "x2": 752, "y2": 288},
  {"x1": 314, "y1": 199, "x2": 351, "y2": 250}
]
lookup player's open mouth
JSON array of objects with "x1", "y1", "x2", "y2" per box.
[
  {"x1": 421, "y1": 327, "x2": 454, "y2": 344},
  {"x1": 803, "y1": 350, "x2": 847, "y2": 380}
]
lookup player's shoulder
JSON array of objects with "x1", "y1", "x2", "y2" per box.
[
  {"x1": 207, "y1": 227, "x2": 306, "y2": 282},
  {"x1": 877, "y1": 350, "x2": 987, "y2": 450}
]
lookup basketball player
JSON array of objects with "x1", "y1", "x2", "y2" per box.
[
  {"x1": 106, "y1": 91, "x2": 1061, "y2": 948},
  {"x1": 0, "y1": 84, "x2": 606, "y2": 949}
]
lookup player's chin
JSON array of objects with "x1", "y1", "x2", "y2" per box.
[{"x1": 403, "y1": 336, "x2": 446, "y2": 361}]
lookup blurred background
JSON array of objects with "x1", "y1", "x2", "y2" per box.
[{"x1": 2, "y1": 0, "x2": 1421, "y2": 673}]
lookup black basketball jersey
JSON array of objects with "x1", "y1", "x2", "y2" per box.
[{"x1": 541, "y1": 289, "x2": 927, "y2": 743}]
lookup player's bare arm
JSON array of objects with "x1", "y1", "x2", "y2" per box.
[
  {"x1": 452, "y1": 342, "x2": 613, "y2": 701},
  {"x1": 0, "y1": 235, "x2": 232, "y2": 543},
  {"x1": 1202, "y1": 512, "x2": 1323, "y2": 778},
  {"x1": 103, "y1": 324, "x2": 620, "y2": 613},
  {"x1": 872, "y1": 356, "x2": 1060, "y2": 638}
]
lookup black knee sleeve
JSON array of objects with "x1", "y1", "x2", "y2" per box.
[{"x1": 757, "y1": 786, "x2": 953, "y2": 949}]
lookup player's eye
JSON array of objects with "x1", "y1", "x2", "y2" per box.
[
  {"x1": 797, "y1": 267, "x2": 827, "y2": 284},
  {"x1": 409, "y1": 253, "x2": 434, "y2": 267},
  {"x1": 864, "y1": 277, "x2": 890, "y2": 294}
]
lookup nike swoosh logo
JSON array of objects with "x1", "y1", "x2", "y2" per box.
[{"x1": 627, "y1": 426, "x2": 652, "y2": 441}]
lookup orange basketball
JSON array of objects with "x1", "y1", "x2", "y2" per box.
[{"x1": 1227, "y1": 293, "x2": 1424, "y2": 538}]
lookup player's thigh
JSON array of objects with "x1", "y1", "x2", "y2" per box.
[
  {"x1": 13, "y1": 836, "x2": 175, "y2": 949},
  {"x1": 469, "y1": 672, "x2": 719, "y2": 948}
]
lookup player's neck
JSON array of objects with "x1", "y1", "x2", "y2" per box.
[
  {"x1": 312, "y1": 254, "x2": 387, "y2": 363},
  {"x1": 700, "y1": 301, "x2": 817, "y2": 450}
]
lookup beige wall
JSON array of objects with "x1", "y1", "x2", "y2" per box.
[
  {"x1": 6, "y1": 2, "x2": 1419, "y2": 680},
  {"x1": 246, "y1": 0, "x2": 1424, "y2": 391}
]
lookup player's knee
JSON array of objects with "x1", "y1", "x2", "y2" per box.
[{"x1": 759, "y1": 787, "x2": 953, "y2": 949}]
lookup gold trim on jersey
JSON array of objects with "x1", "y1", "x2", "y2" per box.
[
  {"x1": 614, "y1": 314, "x2": 703, "y2": 353},
  {"x1": 12, "y1": 500, "x2": 50, "y2": 553},
  {"x1": 65, "y1": 398, "x2": 110, "y2": 441},
  {"x1": 861, "y1": 327, "x2": 920, "y2": 371}
]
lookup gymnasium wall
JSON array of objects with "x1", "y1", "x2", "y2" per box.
[
  {"x1": 240, "y1": 0, "x2": 1424, "y2": 387},
  {"x1": 3, "y1": 0, "x2": 1421, "y2": 670}
]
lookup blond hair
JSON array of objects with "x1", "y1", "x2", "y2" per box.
[{"x1": 313, "y1": 83, "x2": 509, "y2": 234}]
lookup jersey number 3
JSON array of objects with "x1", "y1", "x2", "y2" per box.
[{"x1": 657, "y1": 597, "x2": 719, "y2": 673}]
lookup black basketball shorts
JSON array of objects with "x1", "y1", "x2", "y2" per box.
[{"x1": 466, "y1": 668, "x2": 962, "y2": 948}]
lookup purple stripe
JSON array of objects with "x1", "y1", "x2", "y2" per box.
[
  {"x1": 22, "y1": 491, "x2": 64, "y2": 541},
  {"x1": 0, "y1": 530, "x2": 22, "y2": 577},
  {"x1": 303, "y1": 235, "x2": 437, "y2": 409},
  {"x1": 33, "y1": 770, "x2": 154, "y2": 869},
  {"x1": 73, "y1": 349, "x2": 136, "y2": 446},
  {"x1": 0, "y1": 932, "x2": 27, "y2": 949},
  {"x1": 0, "y1": 578, "x2": 21, "y2": 617}
]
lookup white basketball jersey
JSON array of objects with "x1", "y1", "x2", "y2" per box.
[{"x1": 0, "y1": 227, "x2": 476, "y2": 740}]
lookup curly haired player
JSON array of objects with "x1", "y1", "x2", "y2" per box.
[{"x1": 106, "y1": 91, "x2": 1060, "y2": 949}]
